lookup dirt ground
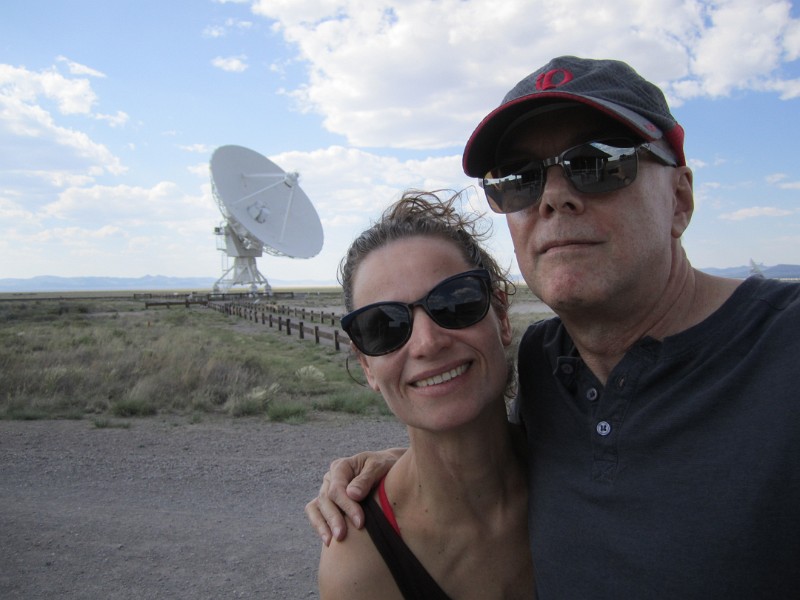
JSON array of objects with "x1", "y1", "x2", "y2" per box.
[{"x1": 0, "y1": 413, "x2": 408, "y2": 599}]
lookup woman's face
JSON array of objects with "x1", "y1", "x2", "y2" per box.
[{"x1": 351, "y1": 235, "x2": 512, "y2": 433}]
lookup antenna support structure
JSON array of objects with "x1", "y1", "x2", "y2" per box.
[{"x1": 209, "y1": 145, "x2": 324, "y2": 294}]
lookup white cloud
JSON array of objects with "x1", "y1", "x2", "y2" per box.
[
  {"x1": 179, "y1": 144, "x2": 213, "y2": 154},
  {"x1": 226, "y1": 18, "x2": 253, "y2": 30},
  {"x1": 203, "y1": 18, "x2": 252, "y2": 38},
  {"x1": 688, "y1": 0, "x2": 798, "y2": 97},
  {"x1": 689, "y1": 158, "x2": 709, "y2": 170},
  {"x1": 1, "y1": 177, "x2": 227, "y2": 277},
  {"x1": 0, "y1": 62, "x2": 126, "y2": 187},
  {"x1": 768, "y1": 77, "x2": 800, "y2": 100},
  {"x1": 42, "y1": 181, "x2": 214, "y2": 224},
  {"x1": 28, "y1": 225, "x2": 124, "y2": 244},
  {"x1": 720, "y1": 206, "x2": 794, "y2": 220},
  {"x1": 95, "y1": 110, "x2": 129, "y2": 127},
  {"x1": 767, "y1": 173, "x2": 788, "y2": 184},
  {"x1": 188, "y1": 163, "x2": 209, "y2": 177},
  {"x1": 0, "y1": 196, "x2": 35, "y2": 222},
  {"x1": 211, "y1": 55, "x2": 249, "y2": 72},
  {"x1": 0, "y1": 63, "x2": 98, "y2": 115},
  {"x1": 251, "y1": 0, "x2": 800, "y2": 148},
  {"x1": 203, "y1": 25, "x2": 227, "y2": 38},
  {"x1": 766, "y1": 173, "x2": 800, "y2": 188},
  {"x1": 249, "y1": 144, "x2": 515, "y2": 276},
  {"x1": 56, "y1": 56, "x2": 106, "y2": 78}
]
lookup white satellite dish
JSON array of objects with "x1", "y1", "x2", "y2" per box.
[{"x1": 209, "y1": 145, "x2": 324, "y2": 293}]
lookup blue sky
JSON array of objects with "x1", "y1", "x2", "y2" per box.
[{"x1": 2, "y1": 0, "x2": 799, "y2": 287}]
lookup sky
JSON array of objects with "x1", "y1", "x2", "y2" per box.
[{"x1": 2, "y1": 0, "x2": 800, "y2": 287}]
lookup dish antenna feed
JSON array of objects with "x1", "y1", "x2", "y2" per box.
[{"x1": 209, "y1": 145, "x2": 324, "y2": 293}]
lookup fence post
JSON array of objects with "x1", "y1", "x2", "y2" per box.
[
  {"x1": 299, "y1": 321, "x2": 304, "y2": 340},
  {"x1": 314, "y1": 325, "x2": 320, "y2": 344},
  {"x1": 286, "y1": 318, "x2": 292, "y2": 336},
  {"x1": 334, "y1": 330, "x2": 340, "y2": 351}
]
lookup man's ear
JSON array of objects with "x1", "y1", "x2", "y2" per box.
[{"x1": 671, "y1": 166, "x2": 694, "y2": 239}]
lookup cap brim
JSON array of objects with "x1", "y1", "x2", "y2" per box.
[{"x1": 462, "y1": 92, "x2": 664, "y2": 177}]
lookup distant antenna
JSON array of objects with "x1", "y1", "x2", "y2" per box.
[{"x1": 209, "y1": 145, "x2": 324, "y2": 293}]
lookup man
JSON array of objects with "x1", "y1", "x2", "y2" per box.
[{"x1": 308, "y1": 56, "x2": 800, "y2": 598}]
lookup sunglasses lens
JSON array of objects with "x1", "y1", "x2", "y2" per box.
[
  {"x1": 564, "y1": 140, "x2": 638, "y2": 193},
  {"x1": 426, "y1": 275, "x2": 490, "y2": 329},
  {"x1": 483, "y1": 160, "x2": 545, "y2": 214},
  {"x1": 346, "y1": 303, "x2": 411, "y2": 356},
  {"x1": 482, "y1": 139, "x2": 640, "y2": 213},
  {"x1": 343, "y1": 271, "x2": 492, "y2": 356}
]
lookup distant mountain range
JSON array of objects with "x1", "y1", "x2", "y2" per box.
[
  {"x1": 0, "y1": 275, "x2": 338, "y2": 293},
  {"x1": 1, "y1": 265, "x2": 799, "y2": 293},
  {"x1": 699, "y1": 264, "x2": 800, "y2": 279}
]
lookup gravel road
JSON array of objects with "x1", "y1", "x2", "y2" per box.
[{"x1": 0, "y1": 414, "x2": 408, "y2": 599}]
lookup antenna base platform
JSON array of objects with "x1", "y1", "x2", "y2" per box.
[{"x1": 213, "y1": 257, "x2": 272, "y2": 294}]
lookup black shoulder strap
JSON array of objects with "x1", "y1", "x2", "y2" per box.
[{"x1": 362, "y1": 494, "x2": 451, "y2": 600}]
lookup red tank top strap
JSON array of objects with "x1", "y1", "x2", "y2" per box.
[{"x1": 378, "y1": 475, "x2": 401, "y2": 536}]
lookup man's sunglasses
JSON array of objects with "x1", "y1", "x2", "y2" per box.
[
  {"x1": 341, "y1": 269, "x2": 493, "y2": 356},
  {"x1": 481, "y1": 138, "x2": 677, "y2": 214}
]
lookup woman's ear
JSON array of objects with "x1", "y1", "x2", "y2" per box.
[
  {"x1": 356, "y1": 349, "x2": 381, "y2": 393},
  {"x1": 494, "y1": 290, "x2": 513, "y2": 347}
]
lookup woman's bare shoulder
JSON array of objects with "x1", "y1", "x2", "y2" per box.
[{"x1": 318, "y1": 517, "x2": 403, "y2": 600}]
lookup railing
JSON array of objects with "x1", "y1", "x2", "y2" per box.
[
  {"x1": 207, "y1": 301, "x2": 350, "y2": 352},
  {"x1": 144, "y1": 299, "x2": 209, "y2": 309}
]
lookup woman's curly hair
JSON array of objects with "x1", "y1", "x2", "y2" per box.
[{"x1": 338, "y1": 189, "x2": 513, "y2": 314}]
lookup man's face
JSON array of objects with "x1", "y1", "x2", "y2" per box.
[{"x1": 494, "y1": 106, "x2": 687, "y2": 316}]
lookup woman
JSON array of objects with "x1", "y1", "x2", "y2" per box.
[{"x1": 317, "y1": 191, "x2": 533, "y2": 599}]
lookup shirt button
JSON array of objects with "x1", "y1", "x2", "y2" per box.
[
  {"x1": 560, "y1": 364, "x2": 574, "y2": 375},
  {"x1": 596, "y1": 421, "x2": 611, "y2": 436},
  {"x1": 586, "y1": 387, "x2": 598, "y2": 401}
]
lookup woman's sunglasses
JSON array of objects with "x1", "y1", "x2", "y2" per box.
[
  {"x1": 341, "y1": 269, "x2": 492, "y2": 356},
  {"x1": 481, "y1": 137, "x2": 677, "y2": 214}
]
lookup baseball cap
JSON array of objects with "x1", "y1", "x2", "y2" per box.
[{"x1": 462, "y1": 56, "x2": 686, "y2": 177}]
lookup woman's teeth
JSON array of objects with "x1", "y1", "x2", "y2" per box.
[{"x1": 413, "y1": 363, "x2": 468, "y2": 388}]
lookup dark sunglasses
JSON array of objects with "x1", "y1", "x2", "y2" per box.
[
  {"x1": 481, "y1": 138, "x2": 677, "y2": 214},
  {"x1": 341, "y1": 269, "x2": 492, "y2": 356}
]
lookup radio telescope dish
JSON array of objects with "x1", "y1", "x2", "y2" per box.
[{"x1": 209, "y1": 145, "x2": 324, "y2": 293}]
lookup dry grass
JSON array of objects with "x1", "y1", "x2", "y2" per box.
[
  {"x1": 0, "y1": 298, "x2": 387, "y2": 422},
  {"x1": 0, "y1": 285, "x2": 552, "y2": 423}
]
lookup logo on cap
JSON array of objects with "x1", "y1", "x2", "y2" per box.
[{"x1": 535, "y1": 69, "x2": 574, "y2": 91}]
